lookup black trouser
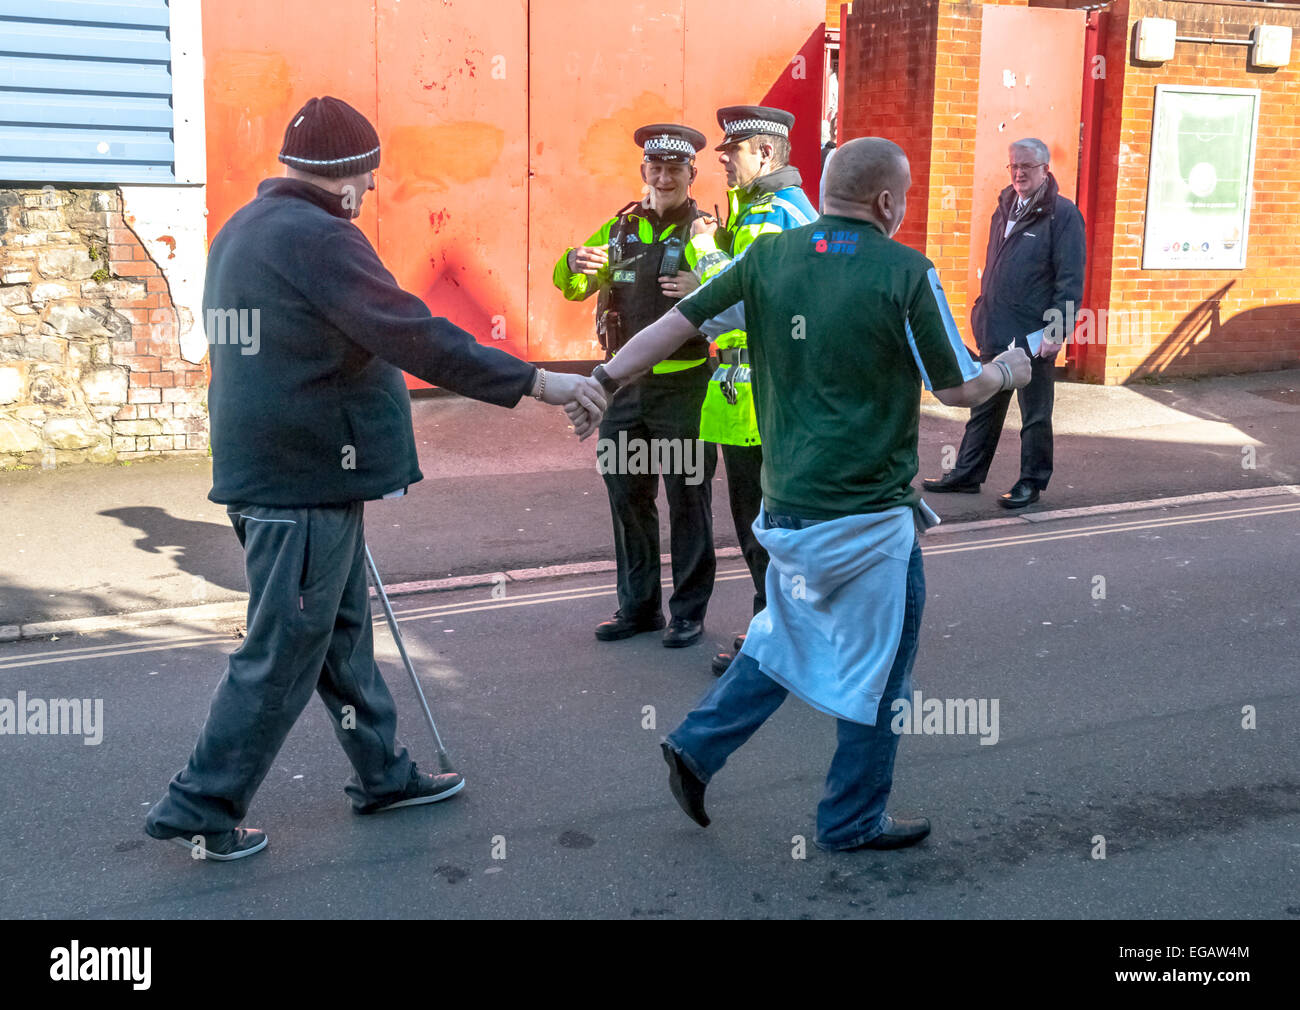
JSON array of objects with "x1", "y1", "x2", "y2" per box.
[
  {"x1": 720, "y1": 442, "x2": 768, "y2": 616},
  {"x1": 949, "y1": 352, "x2": 1055, "y2": 490},
  {"x1": 145, "y1": 502, "x2": 413, "y2": 837},
  {"x1": 598, "y1": 365, "x2": 717, "y2": 624}
]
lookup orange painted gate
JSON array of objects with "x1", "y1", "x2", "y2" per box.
[
  {"x1": 967, "y1": 5, "x2": 1087, "y2": 313},
  {"x1": 202, "y1": 1, "x2": 826, "y2": 384}
]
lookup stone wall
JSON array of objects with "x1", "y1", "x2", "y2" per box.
[{"x1": 0, "y1": 186, "x2": 209, "y2": 469}]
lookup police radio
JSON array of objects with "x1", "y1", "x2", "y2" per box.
[{"x1": 659, "y1": 236, "x2": 684, "y2": 277}]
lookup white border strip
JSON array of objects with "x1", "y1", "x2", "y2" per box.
[{"x1": 169, "y1": 0, "x2": 206, "y2": 185}]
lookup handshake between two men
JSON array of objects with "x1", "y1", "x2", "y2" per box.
[
  {"x1": 532, "y1": 368, "x2": 609, "y2": 437},
  {"x1": 556, "y1": 310, "x2": 1036, "y2": 443}
]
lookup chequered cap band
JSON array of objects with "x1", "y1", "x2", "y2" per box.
[
  {"x1": 723, "y1": 118, "x2": 789, "y2": 139},
  {"x1": 643, "y1": 135, "x2": 697, "y2": 157}
]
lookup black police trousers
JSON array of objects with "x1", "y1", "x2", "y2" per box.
[
  {"x1": 720, "y1": 442, "x2": 768, "y2": 616},
  {"x1": 598, "y1": 364, "x2": 717, "y2": 624}
]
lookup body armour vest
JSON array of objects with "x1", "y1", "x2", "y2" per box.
[{"x1": 598, "y1": 199, "x2": 711, "y2": 361}]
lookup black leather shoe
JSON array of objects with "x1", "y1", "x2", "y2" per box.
[
  {"x1": 922, "y1": 475, "x2": 980, "y2": 493},
  {"x1": 661, "y1": 742, "x2": 709, "y2": 826},
  {"x1": 595, "y1": 611, "x2": 666, "y2": 641},
  {"x1": 844, "y1": 815, "x2": 931, "y2": 851},
  {"x1": 998, "y1": 480, "x2": 1040, "y2": 509},
  {"x1": 663, "y1": 618, "x2": 703, "y2": 648},
  {"x1": 732, "y1": 634, "x2": 746, "y2": 651}
]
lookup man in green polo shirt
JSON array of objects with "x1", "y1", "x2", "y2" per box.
[{"x1": 580, "y1": 137, "x2": 1031, "y2": 851}]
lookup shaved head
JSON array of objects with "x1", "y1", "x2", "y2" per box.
[
  {"x1": 824, "y1": 137, "x2": 908, "y2": 205},
  {"x1": 821, "y1": 137, "x2": 911, "y2": 237}
]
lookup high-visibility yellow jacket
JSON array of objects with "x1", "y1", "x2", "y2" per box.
[
  {"x1": 685, "y1": 165, "x2": 816, "y2": 445},
  {"x1": 554, "y1": 200, "x2": 710, "y2": 374}
]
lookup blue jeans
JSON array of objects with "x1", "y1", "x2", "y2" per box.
[{"x1": 665, "y1": 511, "x2": 926, "y2": 850}]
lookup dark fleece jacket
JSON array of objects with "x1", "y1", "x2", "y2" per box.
[{"x1": 203, "y1": 177, "x2": 536, "y2": 506}]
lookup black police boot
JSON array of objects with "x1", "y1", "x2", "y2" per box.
[
  {"x1": 663, "y1": 618, "x2": 703, "y2": 648},
  {"x1": 595, "y1": 610, "x2": 666, "y2": 642}
]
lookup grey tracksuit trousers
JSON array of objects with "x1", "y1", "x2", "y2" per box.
[{"x1": 145, "y1": 502, "x2": 413, "y2": 836}]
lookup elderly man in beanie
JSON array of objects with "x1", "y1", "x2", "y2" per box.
[{"x1": 144, "y1": 96, "x2": 606, "y2": 861}]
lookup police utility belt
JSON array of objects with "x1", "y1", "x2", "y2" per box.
[{"x1": 713, "y1": 348, "x2": 750, "y2": 404}]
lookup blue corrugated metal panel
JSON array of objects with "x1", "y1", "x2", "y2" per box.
[
  {"x1": 0, "y1": 55, "x2": 172, "y2": 95},
  {"x1": 3, "y1": 21, "x2": 172, "y2": 61},
  {"x1": 1, "y1": 91, "x2": 172, "y2": 128},
  {"x1": 0, "y1": 1, "x2": 168, "y2": 27},
  {"x1": 0, "y1": 0, "x2": 174, "y2": 184},
  {"x1": 0, "y1": 158, "x2": 173, "y2": 183}
]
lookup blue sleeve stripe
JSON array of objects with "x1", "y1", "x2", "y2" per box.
[
  {"x1": 904, "y1": 319, "x2": 934, "y2": 391},
  {"x1": 925, "y1": 267, "x2": 982, "y2": 383}
]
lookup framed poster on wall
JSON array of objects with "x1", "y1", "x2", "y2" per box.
[{"x1": 1142, "y1": 85, "x2": 1260, "y2": 270}]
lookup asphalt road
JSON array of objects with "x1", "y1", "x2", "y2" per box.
[{"x1": 0, "y1": 493, "x2": 1296, "y2": 919}]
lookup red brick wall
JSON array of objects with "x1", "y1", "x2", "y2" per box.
[
  {"x1": 1084, "y1": 0, "x2": 1300, "y2": 383},
  {"x1": 838, "y1": 0, "x2": 1030, "y2": 325},
  {"x1": 839, "y1": 0, "x2": 941, "y2": 252},
  {"x1": 926, "y1": 2, "x2": 984, "y2": 328},
  {"x1": 834, "y1": 0, "x2": 1298, "y2": 383},
  {"x1": 106, "y1": 213, "x2": 208, "y2": 455}
]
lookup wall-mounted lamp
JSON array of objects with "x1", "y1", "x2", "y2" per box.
[
  {"x1": 1134, "y1": 17, "x2": 1177, "y2": 63},
  {"x1": 1250, "y1": 25, "x2": 1293, "y2": 69}
]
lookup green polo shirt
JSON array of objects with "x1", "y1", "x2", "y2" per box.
[{"x1": 676, "y1": 214, "x2": 981, "y2": 519}]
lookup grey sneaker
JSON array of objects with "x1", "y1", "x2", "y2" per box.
[
  {"x1": 354, "y1": 765, "x2": 465, "y2": 815},
  {"x1": 150, "y1": 826, "x2": 269, "y2": 862}
]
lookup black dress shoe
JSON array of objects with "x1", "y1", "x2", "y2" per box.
[
  {"x1": 845, "y1": 815, "x2": 930, "y2": 851},
  {"x1": 595, "y1": 611, "x2": 666, "y2": 641},
  {"x1": 998, "y1": 480, "x2": 1040, "y2": 509},
  {"x1": 922, "y1": 475, "x2": 980, "y2": 493},
  {"x1": 663, "y1": 618, "x2": 703, "y2": 648},
  {"x1": 661, "y1": 742, "x2": 710, "y2": 826},
  {"x1": 732, "y1": 633, "x2": 746, "y2": 651}
]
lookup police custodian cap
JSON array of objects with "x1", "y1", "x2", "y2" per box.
[
  {"x1": 634, "y1": 123, "x2": 707, "y2": 163},
  {"x1": 715, "y1": 105, "x2": 795, "y2": 149}
]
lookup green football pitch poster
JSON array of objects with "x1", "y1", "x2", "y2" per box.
[{"x1": 1142, "y1": 86, "x2": 1260, "y2": 270}]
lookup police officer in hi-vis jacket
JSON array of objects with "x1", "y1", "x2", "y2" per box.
[
  {"x1": 554, "y1": 124, "x2": 718, "y2": 650},
  {"x1": 686, "y1": 106, "x2": 817, "y2": 675}
]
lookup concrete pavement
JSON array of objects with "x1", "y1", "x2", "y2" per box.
[{"x1": 1, "y1": 367, "x2": 1298, "y2": 627}]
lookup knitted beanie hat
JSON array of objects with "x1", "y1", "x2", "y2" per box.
[{"x1": 278, "y1": 96, "x2": 381, "y2": 178}]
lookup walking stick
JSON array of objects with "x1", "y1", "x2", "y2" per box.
[{"x1": 364, "y1": 544, "x2": 458, "y2": 775}]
